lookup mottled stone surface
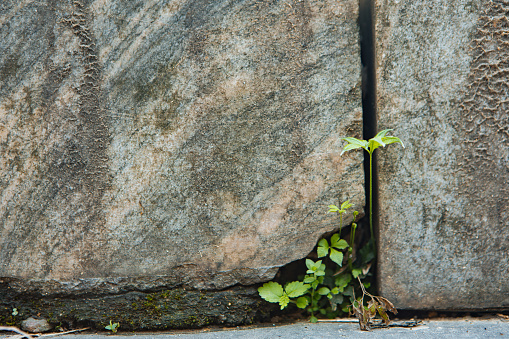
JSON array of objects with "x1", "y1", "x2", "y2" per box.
[
  {"x1": 376, "y1": 0, "x2": 509, "y2": 309},
  {"x1": 0, "y1": 0, "x2": 363, "y2": 297},
  {"x1": 21, "y1": 317, "x2": 52, "y2": 333}
]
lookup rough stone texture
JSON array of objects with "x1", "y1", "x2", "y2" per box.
[
  {"x1": 21, "y1": 317, "x2": 52, "y2": 333},
  {"x1": 0, "y1": 0, "x2": 363, "y2": 300},
  {"x1": 376, "y1": 0, "x2": 509, "y2": 310}
]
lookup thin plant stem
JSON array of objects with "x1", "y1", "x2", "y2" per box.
[
  {"x1": 348, "y1": 223, "x2": 356, "y2": 271},
  {"x1": 339, "y1": 211, "x2": 343, "y2": 238},
  {"x1": 369, "y1": 151, "x2": 375, "y2": 250}
]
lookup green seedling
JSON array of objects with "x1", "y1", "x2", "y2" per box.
[
  {"x1": 328, "y1": 200, "x2": 353, "y2": 237},
  {"x1": 340, "y1": 129, "x2": 404, "y2": 250},
  {"x1": 303, "y1": 259, "x2": 327, "y2": 322},
  {"x1": 105, "y1": 320, "x2": 119, "y2": 333}
]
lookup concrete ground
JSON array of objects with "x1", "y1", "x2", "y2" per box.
[{"x1": 3, "y1": 317, "x2": 509, "y2": 339}]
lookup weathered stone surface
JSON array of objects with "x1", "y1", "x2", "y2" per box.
[
  {"x1": 0, "y1": 0, "x2": 363, "y2": 298},
  {"x1": 376, "y1": 0, "x2": 509, "y2": 309}
]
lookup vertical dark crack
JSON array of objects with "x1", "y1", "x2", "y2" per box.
[{"x1": 359, "y1": 0, "x2": 379, "y2": 246}]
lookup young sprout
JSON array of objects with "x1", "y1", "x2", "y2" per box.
[
  {"x1": 328, "y1": 200, "x2": 353, "y2": 237},
  {"x1": 340, "y1": 129, "x2": 404, "y2": 251}
]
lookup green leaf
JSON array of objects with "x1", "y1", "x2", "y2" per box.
[
  {"x1": 343, "y1": 285, "x2": 354, "y2": 297},
  {"x1": 278, "y1": 294, "x2": 290, "y2": 309},
  {"x1": 382, "y1": 136, "x2": 405, "y2": 148},
  {"x1": 335, "y1": 273, "x2": 352, "y2": 290},
  {"x1": 305, "y1": 259, "x2": 318, "y2": 271},
  {"x1": 340, "y1": 143, "x2": 363, "y2": 156},
  {"x1": 310, "y1": 315, "x2": 318, "y2": 323},
  {"x1": 340, "y1": 137, "x2": 369, "y2": 155},
  {"x1": 342, "y1": 137, "x2": 368, "y2": 148},
  {"x1": 340, "y1": 200, "x2": 353, "y2": 211},
  {"x1": 328, "y1": 205, "x2": 340, "y2": 213},
  {"x1": 105, "y1": 321, "x2": 119, "y2": 333},
  {"x1": 368, "y1": 138, "x2": 383, "y2": 153},
  {"x1": 359, "y1": 238, "x2": 376, "y2": 265},
  {"x1": 352, "y1": 268, "x2": 362, "y2": 279},
  {"x1": 306, "y1": 260, "x2": 324, "y2": 274},
  {"x1": 317, "y1": 239, "x2": 329, "y2": 258},
  {"x1": 330, "y1": 233, "x2": 340, "y2": 245},
  {"x1": 329, "y1": 248, "x2": 344, "y2": 266},
  {"x1": 258, "y1": 282, "x2": 284, "y2": 303},
  {"x1": 317, "y1": 287, "x2": 331, "y2": 295},
  {"x1": 303, "y1": 275, "x2": 316, "y2": 283},
  {"x1": 285, "y1": 281, "x2": 309, "y2": 298},
  {"x1": 313, "y1": 263, "x2": 326, "y2": 276},
  {"x1": 331, "y1": 235, "x2": 349, "y2": 250},
  {"x1": 376, "y1": 129, "x2": 393, "y2": 138},
  {"x1": 311, "y1": 280, "x2": 320, "y2": 290},
  {"x1": 296, "y1": 296, "x2": 309, "y2": 309},
  {"x1": 315, "y1": 269, "x2": 326, "y2": 277},
  {"x1": 329, "y1": 293, "x2": 344, "y2": 311}
]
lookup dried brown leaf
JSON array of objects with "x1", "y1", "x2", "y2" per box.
[
  {"x1": 352, "y1": 302, "x2": 370, "y2": 331},
  {"x1": 377, "y1": 306, "x2": 390, "y2": 325},
  {"x1": 377, "y1": 296, "x2": 398, "y2": 315},
  {"x1": 362, "y1": 262, "x2": 372, "y2": 275},
  {"x1": 367, "y1": 299, "x2": 377, "y2": 318}
]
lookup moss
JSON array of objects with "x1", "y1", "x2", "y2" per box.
[
  {"x1": 0, "y1": 286, "x2": 271, "y2": 331},
  {"x1": 159, "y1": 290, "x2": 170, "y2": 299},
  {"x1": 0, "y1": 315, "x2": 17, "y2": 326},
  {"x1": 143, "y1": 301, "x2": 162, "y2": 317}
]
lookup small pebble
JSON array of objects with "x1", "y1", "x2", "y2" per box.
[{"x1": 21, "y1": 317, "x2": 52, "y2": 333}]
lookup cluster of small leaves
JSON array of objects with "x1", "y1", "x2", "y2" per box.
[
  {"x1": 258, "y1": 281, "x2": 309, "y2": 310},
  {"x1": 259, "y1": 203, "x2": 375, "y2": 323},
  {"x1": 317, "y1": 235, "x2": 348, "y2": 266},
  {"x1": 259, "y1": 129, "x2": 403, "y2": 330},
  {"x1": 340, "y1": 129, "x2": 404, "y2": 157},
  {"x1": 350, "y1": 277, "x2": 398, "y2": 331}
]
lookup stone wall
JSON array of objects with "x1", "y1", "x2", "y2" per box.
[
  {"x1": 0, "y1": 0, "x2": 363, "y2": 328},
  {"x1": 376, "y1": 0, "x2": 509, "y2": 310}
]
